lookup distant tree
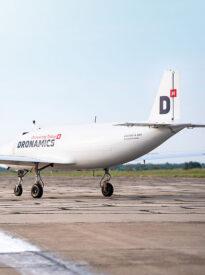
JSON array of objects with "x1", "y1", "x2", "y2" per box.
[
  {"x1": 113, "y1": 162, "x2": 204, "y2": 171},
  {"x1": 184, "y1": 162, "x2": 202, "y2": 170}
]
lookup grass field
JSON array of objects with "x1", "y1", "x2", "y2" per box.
[
  {"x1": 40, "y1": 168, "x2": 205, "y2": 178},
  {"x1": 1, "y1": 168, "x2": 205, "y2": 178}
]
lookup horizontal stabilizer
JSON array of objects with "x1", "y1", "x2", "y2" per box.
[
  {"x1": 115, "y1": 122, "x2": 205, "y2": 129},
  {"x1": 137, "y1": 151, "x2": 205, "y2": 161}
]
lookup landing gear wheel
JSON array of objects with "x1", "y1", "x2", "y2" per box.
[
  {"x1": 31, "y1": 183, "x2": 43, "y2": 199},
  {"x1": 14, "y1": 184, "x2": 23, "y2": 196},
  {"x1": 101, "y1": 182, "x2": 114, "y2": 197},
  {"x1": 13, "y1": 169, "x2": 29, "y2": 197}
]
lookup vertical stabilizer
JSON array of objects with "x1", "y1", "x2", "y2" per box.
[{"x1": 149, "y1": 70, "x2": 180, "y2": 123}]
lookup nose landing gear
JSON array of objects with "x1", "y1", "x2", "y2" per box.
[{"x1": 100, "y1": 168, "x2": 114, "y2": 197}]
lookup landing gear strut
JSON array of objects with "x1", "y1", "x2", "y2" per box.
[
  {"x1": 14, "y1": 169, "x2": 29, "y2": 196},
  {"x1": 14, "y1": 163, "x2": 53, "y2": 198},
  {"x1": 100, "y1": 168, "x2": 114, "y2": 197},
  {"x1": 31, "y1": 163, "x2": 53, "y2": 199}
]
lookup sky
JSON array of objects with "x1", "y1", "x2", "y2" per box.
[{"x1": 0, "y1": 0, "x2": 204, "y2": 163}]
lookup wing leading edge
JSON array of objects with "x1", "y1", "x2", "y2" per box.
[{"x1": 0, "y1": 155, "x2": 75, "y2": 167}]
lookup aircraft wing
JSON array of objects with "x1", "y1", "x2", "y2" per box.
[
  {"x1": 0, "y1": 155, "x2": 75, "y2": 167},
  {"x1": 115, "y1": 123, "x2": 205, "y2": 129}
]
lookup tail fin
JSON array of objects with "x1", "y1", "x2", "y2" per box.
[{"x1": 149, "y1": 70, "x2": 180, "y2": 123}]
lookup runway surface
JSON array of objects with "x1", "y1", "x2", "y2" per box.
[{"x1": 0, "y1": 175, "x2": 205, "y2": 274}]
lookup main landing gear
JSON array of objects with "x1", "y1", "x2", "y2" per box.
[
  {"x1": 100, "y1": 168, "x2": 114, "y2": 197},
  {"x1": 14, "y1": 163, "x2": 53, "y2": 199},
  {"x1": 14, "y1": 164, "x2": 113, "y2": 198},
  {"x1": 31, "y1": 163, "x2": 44, "y2": 199},
  {"x1": 14, "y1": 169, "x2": 29, "y2": 196}
]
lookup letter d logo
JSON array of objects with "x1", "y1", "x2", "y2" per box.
[{"x1": 159, "y1": 96, "x2": 170, "y2": 114}]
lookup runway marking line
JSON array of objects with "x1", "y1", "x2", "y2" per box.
[{"x1": 0, "y1": 230, "x2": 92, "y2": 275}]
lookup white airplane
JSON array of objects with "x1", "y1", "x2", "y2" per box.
[{"x1": 0, "y1": 70, "x2": 204, "y2": 198}]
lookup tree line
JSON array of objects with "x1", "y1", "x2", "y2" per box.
[{"x1": 113, "y1": 162, "x2": 204, "y2": 171}]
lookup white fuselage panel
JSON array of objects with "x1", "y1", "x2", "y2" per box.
[{"x1": 0, "y1": 123, "x2": 180, "y2": 170}]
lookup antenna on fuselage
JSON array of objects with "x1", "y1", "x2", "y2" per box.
[{"x1": 32, "y1": 120, "x2": 41, "y2": 130}]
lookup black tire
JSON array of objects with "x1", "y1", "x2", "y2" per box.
[
  {"x1": 14, "y1": 184, "x2": 23, "y2": 196},
  {"x1": 101, "y1": 182, "x2": 114, "y2": 197},
  {"x1": 31, "y1": 183, "x2": 43, "y2": 199}
]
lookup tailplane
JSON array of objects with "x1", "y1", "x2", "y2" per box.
[{"x1": 149, "y1": 70, "x2": 180, "y2": 123}]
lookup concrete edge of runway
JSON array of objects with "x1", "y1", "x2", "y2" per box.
[{"x1": 0, "y1": 231, "x2": 93, "y2": 275}]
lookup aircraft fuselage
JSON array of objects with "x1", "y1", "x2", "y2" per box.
[{"x1": 0, "y1": 123, "x2": 183, "y2": 170}]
